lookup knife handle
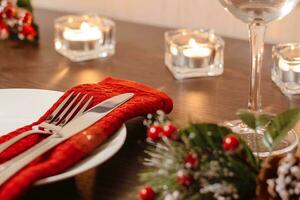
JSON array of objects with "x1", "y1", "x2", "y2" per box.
[
  {"x1": 0, "y1": 129, "x2": 51, "y2": 154},
  {"x1": 0, "y1": 134, "x2": 64, "y2": 185}
]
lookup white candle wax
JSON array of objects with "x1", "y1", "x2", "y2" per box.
[
  {"x1": 63, "y1": 22, "x2": 103, "y2": 42},
  {"x1": 278, "y1": 58, "x2": 290, "y2": 71},
  {"x1": 183, "y1": 38, "x2": 212, "y2": 58},
  {"x1": 278, "y1": 57, "x2": 300, "y2": 72}
]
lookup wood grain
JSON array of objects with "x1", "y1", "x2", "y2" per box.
[{"x1": 0, "y1": 9, "x2": 296, "y2": 200}]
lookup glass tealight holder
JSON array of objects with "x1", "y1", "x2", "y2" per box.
[
  {"x1": 55, "y1": 14, "x2": 115, "y2": 62},
  {"x1": 165, "y1": 29, "x2": 224, "y2": 79},
  {"x1": 272, "y1": 43, "x2": 300, "y2": 95}
]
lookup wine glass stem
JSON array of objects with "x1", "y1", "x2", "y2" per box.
[{"x1": 248, "y1": 21, "x2": 266, "y2": 113}]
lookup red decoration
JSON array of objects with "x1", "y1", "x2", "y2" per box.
[
  {"x1": 184, "y1": 152, "x2": 199, "y2": 169},
  {"x1": 139, "y1": 186, "x2": 155, "y2": 200},
  {"x1": 147, "y1": 125, "x2": 163, "y2": 141},
  {"x1": 21, "y1": 12, "x2": 32, "y2": 24},
  {"x1": 0, "y1": 0, "x2": 38, "y2": 42},
  {"x1": 3, "y1": 2, "x2": 15, "y2": 18},
  {"x1": 163, "y1": 123, "x2": 177, "y2": 138},
  {"x1": 19, "y1": 24, "x2": 36, "y2": 41},
  {"x1": 177, "y1": 170, "x2": 193, "y2": 186},
  {"x1": 223, "y1": 134, "x2": 240, "y2": 151}
]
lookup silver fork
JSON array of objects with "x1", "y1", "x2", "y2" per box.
[{"x1": 0, "y1": 92, "x2": 93, "y2": 153}]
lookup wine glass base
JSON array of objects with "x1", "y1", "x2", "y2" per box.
[{"x1": 223, "y1": 119, "x2": 299, "y2": 158}]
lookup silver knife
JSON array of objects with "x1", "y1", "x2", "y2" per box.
[{"x1": 0, "y1": 93, "x2": 134, "y2": 185}]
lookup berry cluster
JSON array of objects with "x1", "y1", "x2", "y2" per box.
[
  {"x1": 0, "y1": 0, "x2": 37, "y2": 42},
  {"x1": 139, "y1": 111, "x2": 255, "y2": 200},
  {"x1": 143, "y1": 111, "x2": 177, "y2": 141},
  {"x1": 141, "y1": 111, "x2": 182, "y2": 200},
  {"x1": 139, "y1": 108, "x2": 300, "y2": 200}
]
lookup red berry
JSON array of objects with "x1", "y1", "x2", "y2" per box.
[
  {"x1": 147, "y1": 125, "x2": 163, "y2": 141},
  {"x1": 139, "y1": 186, "x2": 155, "y2": 200},
  {"x1": 22, "y1": 12, "x2": 32, "y2": 24},
  {"x1": 177, "y1": 170, "x2": 193, "y2": 186},
  {"x1": 163, "y1": 123, "x2": 177, "y2": 138},
  {"x1": 184, "y1": 152, "x2": 199, "y2": 169},
  {"x1": 21, "y1": 25, "x2": 35, "y2": 35},
  {"x1": 223, "y1": 134, "x2": 240, "y2": 151},
  {"x1": 20, "y1": 25, "x2": 37, "y2": 41},
  {"x1": 4, "y1": 2, "x2": 16, "y2": 18}
]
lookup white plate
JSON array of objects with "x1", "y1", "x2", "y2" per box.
[{"x1": 0, "y1": 89, "x2": 127, "y2": 185}]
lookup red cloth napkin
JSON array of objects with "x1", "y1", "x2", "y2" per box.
[{"x1": 0, "y1": 77, "x2": 173, "y2": 200}]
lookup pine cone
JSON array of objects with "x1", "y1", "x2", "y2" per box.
[{"x1": 257, "y1": 154, "x2": 300, "y2": 200}]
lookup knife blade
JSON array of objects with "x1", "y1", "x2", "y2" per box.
[
  {"x1": 0, "y1": 93, "x2": 134, "y2": 185},
  {"x1": 58, "y1": 92, "x2": 134, "y2": 138}
]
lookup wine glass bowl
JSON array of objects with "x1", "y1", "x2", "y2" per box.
[
  {"x1": 218, "y1": 0, "x2": 300, "y2": 157},
  {"x1": 219, "y1": 0, "x2": 300, "y2": 23}
]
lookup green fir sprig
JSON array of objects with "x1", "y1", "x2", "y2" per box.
[
  {"x1": 139, "y1": 108, "x2": 300, "y2": 200},
  {"x1": 140, "y1": 123, "x2": 258, "y2": 200},
  {"x1": 238, "y1": 108, "x2": 300, "y2": 150}
]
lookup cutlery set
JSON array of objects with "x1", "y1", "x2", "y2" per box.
[
  {"x1": 0, "y1": 92, "x2": 93, "y2": 153},
  {"x1": 0, "y1": 92, "x2": 134, "y2": 185}
]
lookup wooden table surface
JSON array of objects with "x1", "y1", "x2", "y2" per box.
[{"x1": 0, "y1": 9, "x2": 298, "y2": 200}]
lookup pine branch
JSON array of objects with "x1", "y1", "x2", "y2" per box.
[{"x1": 17, "y1": 0, "x2": 33, "y2": 12}]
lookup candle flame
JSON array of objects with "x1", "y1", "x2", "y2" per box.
[
  {"x1": 80, "y1": 22, "x2": 90, "y2": 31},
  {"x1": 188, "y1": 38, "x2": 198, "y2": 47}
]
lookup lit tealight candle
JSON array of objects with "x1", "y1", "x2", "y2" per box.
[
  {"x1": 55, "y1": 15, "x2": 115, "y2": 62},
  {"x1": 183, "y1": 38, "x2": 212, "y2": 58},
  {"x1": 63, "y1": 22, "x2": 103, "y2": 42},
  {"x1": 164, "y1": 29, "x2": 224, "y2": 79}
]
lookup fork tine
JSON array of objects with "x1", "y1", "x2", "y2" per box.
[
  {"x1": 72, "y1": 96, "x2": 93, "y2": 120},
  {"x1": 45, "y1": 92, "x2": 74, "y2": 122},
  {"x1": 52, "y1": 92, "x2": 81, "y2": 125},
  {"x1": 59, "y1": 94, "x2": 88, "y2": 126}
]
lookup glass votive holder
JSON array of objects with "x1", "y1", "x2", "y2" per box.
[
  {"x1": 165, "y1": 29, "x2": 224, "y2": 79},
  {"x1": 54, "y1": 14, "x2": 115, "y2": 62},
  {"x1": 272, "y1": 43, "x2": 300, "y2": 95}
]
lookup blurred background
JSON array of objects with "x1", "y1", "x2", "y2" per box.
[{"x1": 32, "y1": 0, "x2": 300, "y2": 43}]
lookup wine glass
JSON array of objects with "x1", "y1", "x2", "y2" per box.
[{"x1": 218, "y1": 0, "x2": 300, "y2": 157}]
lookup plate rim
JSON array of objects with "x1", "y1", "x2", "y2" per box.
[{"x1": 0, "y1": 88, "x2": 64, "y2": 93}]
